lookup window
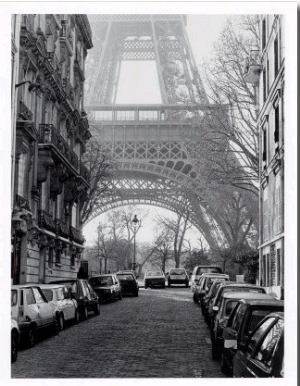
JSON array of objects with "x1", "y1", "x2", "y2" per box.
[
  {"x1": 247, "y1": 317, "x2": 275, "y2": 354},
  {"x1": 274, "y1": 35, "x2": 279, "y2": 77},
  {"x1": 55, "y1": 249, "x2": 61, "y2": 265},
  {"x1": 70, "y1": 252, "x2": 76, "y2": 267},
  {"x1": 275, "y1": 181, "x2": 282, "y2": 234},
  {"x1": 276, "y1": 249, "x2": 281, "y2": 285},
  {"x1": 262, "y1": 127, "x2": 267, "y2": 165},
  {"x1": 253, "y1": 319, "x2": 283, "y2": 366},
  {"x1": 225, "y1": 301, "x2": 239, "y2": 317},
  {"x1": 232, "y1": 305, "x2": 245, "y2": 331},
  {"x1": 262, "y1": 18, "x2": 266, "y2": 50},
  {"x1": 43, "y1": 289, "x2": 53, "y2": 302},
  {"x1": 263, "y1": 68, "x2": 267, "y2": 102},
  {"x1": 71, "y1": 203, "x2": 77, "y2": 227},
  {"x1": 56, "y1": 288, "x2": 64, "y2": 301},
  {"x1": 48, "y1": 248, "x2": 53, "y2": 268},
  {"x1": 11, "y1": 290, "x2": 18, "y2": 306},
  {"x1": 32, "y1": 287, "x2": 46, "y2": 304},
  {"x1": 274, "y1": 105, "x2": 280, "y2": 144},
  {"x1": 25, "y1": 288, "x2": 36, "y2": 305},
  {"x1": 263, "y1": 194, "x2": 269, "y2": 242},
  {"x1": 247, "y1": 310, "x2": 272, "y2": 334}
]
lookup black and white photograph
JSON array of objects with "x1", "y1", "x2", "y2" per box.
[{"x1": 2, "y1": 1, "x2": 297, "y2": 383}]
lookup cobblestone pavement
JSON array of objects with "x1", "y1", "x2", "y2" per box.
[{"x1": 12, "y1": 287, "x2": 227, "y2": 378}]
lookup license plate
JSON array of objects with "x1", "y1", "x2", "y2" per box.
[{"x1": 171, "y1": 275, "x2": 185, "y2": 280}]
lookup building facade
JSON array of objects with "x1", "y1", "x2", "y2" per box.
[
  {"x1": 244, "y1": 15, "x2": 285, "y2": 299},
  {"x1": 11, "y1": 14, "x2": 93, "y2": 284}
]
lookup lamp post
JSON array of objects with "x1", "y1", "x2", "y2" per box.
[{"x1": 132, "y1": 215, "x2": 140, "y2": 273}]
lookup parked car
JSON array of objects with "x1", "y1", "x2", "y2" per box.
[
  {"x1": 167, "y1": 268, "x2": 189, "y2": 287},
  {"x1": 50, "y1": 279, "x2": 100, "y2": 319},
  {"x1": 221, "y1": 298, "x2": 284, "y2": 375},
  {"x1": 208, "y1": 283, "x2": 266, "y2": 328},
  {"x1": 144, "y1": 269, "x2": 165, "y2": 289},
  {"x1": 190, "y1": 265, "x2": 223, "y2": 291},
  {"x1": 89, "y1": 274, "x2": 122, "y2": 302},
  {"x1": 116, "y1": 271, "x2": 139, "y2": 297},
  {"x1": 233, "y1": 312, "x2": 284, "y2": 378},
  {"x1": 118, "y1": 270, "x2": 139, "y2": 279},
  {"x1": 11, "y1": 319, "x2": 20, "y2": 363},
  {"x1": 39, "y1": 284, "x2": 79, "y2": 330},
  {"x1": 11, "y1": 284, "x2": 59, "y2": 348},
  {"x1": 193, "y1": 273, "x2": 229, "y2": 304},
  {"x1": 211, "y1": 292, "x2": 273, "y2": 360},
  {"x1": 202, "y1": 279, "x2": 229, "y2": 322}
]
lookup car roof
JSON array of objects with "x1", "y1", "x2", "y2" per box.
[
  {"x1": 238, "y1": 298, "x2": 284, "y2": 307},
  {"x1": 170, "y1": 268, "x2": 186, "y2": 271},
  {"x1": 49, "y1": 279, "x2": 79, "y2": 283},
  {"x1": 222, "y1": 292, "x2": 273, "y2": 300},
  {"x1": 220, "y1": 282, "x2": 262, "y2": 289},
  {"x1": 265, "y1": 311, "x2": 284, "y2": 319},
  {"x1": 12, "y1": 284, "x2": 42, "y2": 289},
  {"x1": 38, "y1": 284, "x2": 67, "y2": 289},
  {"x1": 89, "y1": 274, "x2": 114, "y2": 278}
]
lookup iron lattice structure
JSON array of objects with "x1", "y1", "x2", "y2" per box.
[{"x1": 85, "y1": 15, "x2": 227, "y2": 251}]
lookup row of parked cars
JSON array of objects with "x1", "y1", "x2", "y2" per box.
[
  {"x1": 192, "y1": 271, "x2": 284, "y2": 378},
  {"x1": 144, "y1": 268, "x2": 190, "y2": 288},
  {"x1": 11, "y1": 270, "x2": 140, "y2": 363}
]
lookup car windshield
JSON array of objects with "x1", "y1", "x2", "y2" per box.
[
  {"x1": 117, "y1": 274, "x2": 134, "y2": 281},
  {"x1": 11, "y1": 290, "x2": 17, "y2": 306},
  {"x1": 170, "y1": 269, "x2": 185, "y2": 275},
  {"x1": 89, "y1": 276, "x2": 113, "y2": 286},
  {"x1": 147, "y1": 271, "x2": 163, "y2": 276},
  {"x1": 42, "y1": 289, "x2": 53, "y2": 302},
  {"x1": 197, "y1": 267, "x2": 222, "y2": 275}
]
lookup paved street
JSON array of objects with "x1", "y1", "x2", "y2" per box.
[{"x1": 12, "y1": 287, "x2": 226, "y2": 378}]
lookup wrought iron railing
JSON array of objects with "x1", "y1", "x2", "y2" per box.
[
  {"x1": 70, "y1": 226, "x2": 85, "y2": 244},
  {"x1": 19, "y1": 100, "x2": 33, "y2": 121},
  {"x1": 39, "y1": 124, "x2": 79, "y2": 169},
  {"x1": 38, "y1": 209, "x2": 56, "y2": 232},
  {"x1": 55, "y1": 219, "x2": 70, "y2": 238},
  {"x1": 15, "y1": 194, "x2": 31, "y2": 211}
]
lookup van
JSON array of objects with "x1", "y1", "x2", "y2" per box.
[{"x1": 190, "y1": 265, "x2": 223, "y2": 291}]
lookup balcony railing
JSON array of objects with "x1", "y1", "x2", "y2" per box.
[
  {"x1": 244, "y1": 49, "x2": 261, "y2": 84},
  {"x1": 39, "y1": 210, "x2": 56, "y2": 232},
  {"x1": 55, "y1": 219, "x2": 70, "y2": 238},
  {"x1": 15, "y1": 194, "x2": 31, "y2": 211},
  {"x1": 39, "y1": 124, "x2": 79, "y2": 170},
  {"x1": 70, "y1": 226, "x2": 85, "y2": 244},
  {"x1": 19, "y1": 100, "x2": 33, "y2": 121}
]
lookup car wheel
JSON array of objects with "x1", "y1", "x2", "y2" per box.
[
  {"x1": 94, "y1": 302, "x2": 100, "y2": 316},
  {"x1": 135, "y1": 290, "x2": 139, "y2": 297},
  {"x1": 58, "y1": 314, "x2": 64, "y2": 331},
  {"x1": 11, "y1": 331, "x2": 19, "y2": 363},
  {"x1": 221, "y1": 352, "x2": 231, "y2": 375},
  {"x1": 144, "y1": 284, "x2": 147, "y2": 289},
  {"x1": 162, "y1": 283, "x2": 166, "y2": 289},
  {"x1": 26, "y1": 325, "x2": 37, "y2": 348},
  {"x1": 81, "y1": 306, "x2": 88, "y2": 320},
  {"x1": 193, "y1": 293, "x2": 198, "y2": 303},
  {"x1": 74, "y1": 310, "x2": 79, "y2": 324},
  {"x1": 111, "y1": 293, "x2": 115, "y2": 302},
  {"x1": 168, "y1": 281, "x2": 171, "y2": 287}
]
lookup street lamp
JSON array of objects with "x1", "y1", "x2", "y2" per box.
[{"x1": 132, "y1": 215, "x2": 140, "y2": 273}]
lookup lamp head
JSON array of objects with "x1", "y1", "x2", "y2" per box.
[{"x1": 132, "y1": 214, "x2": 139, "y2": 226}]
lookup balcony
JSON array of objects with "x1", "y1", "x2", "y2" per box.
[
  {"x1": 55, "y1": 219, "x2": 70, "y2": 238},
  {"x1": 39, "y1": 124, "x2": 79, "y2": 170},
  {"x1": 19, "y1": 100, "x2": 33, "y2": 121},
  {"x1": 70, "y1": 226, "x2": 85, "y2": 244},
  {"x1": 244, "y1": 50, "x2": 261, "y2": 84},
  {"x1": 39, "y1": 210, "x2": 56, "y2": 233},
  {"x1": 15, "y1": 194, "x2": 31, "y2": 212}
]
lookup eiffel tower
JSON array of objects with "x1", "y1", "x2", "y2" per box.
[{"x1": 84, "y1": 15, "x2": 226, "y2": 251}]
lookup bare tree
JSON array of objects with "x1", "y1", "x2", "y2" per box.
[
  {"x1": 80, "y1": 135, "x2": 113, "y2": 225},
  {"x1": 186, "y1": 15, "x2": 260, "y2": 197}
]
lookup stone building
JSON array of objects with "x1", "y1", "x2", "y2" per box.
[
  {"x1": 11, "y1": 14, "x2": 93, "y2": 284},
  {"x1": 244, "y1": 15, "x2": 285, "y2": 299}
]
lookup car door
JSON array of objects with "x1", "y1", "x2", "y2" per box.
[
  {"x1": 62, "y1": 286, "x2": 75, "y2": 320},
  {"x1": 233, "y1": 316, "x2": 278, "y2": 377},
  {"x1": 32, "y1": 287, "x2": 53, "y2": 326},
  {"x1": 24, "y1": 287, "x2": 40, "y2": 326}
]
